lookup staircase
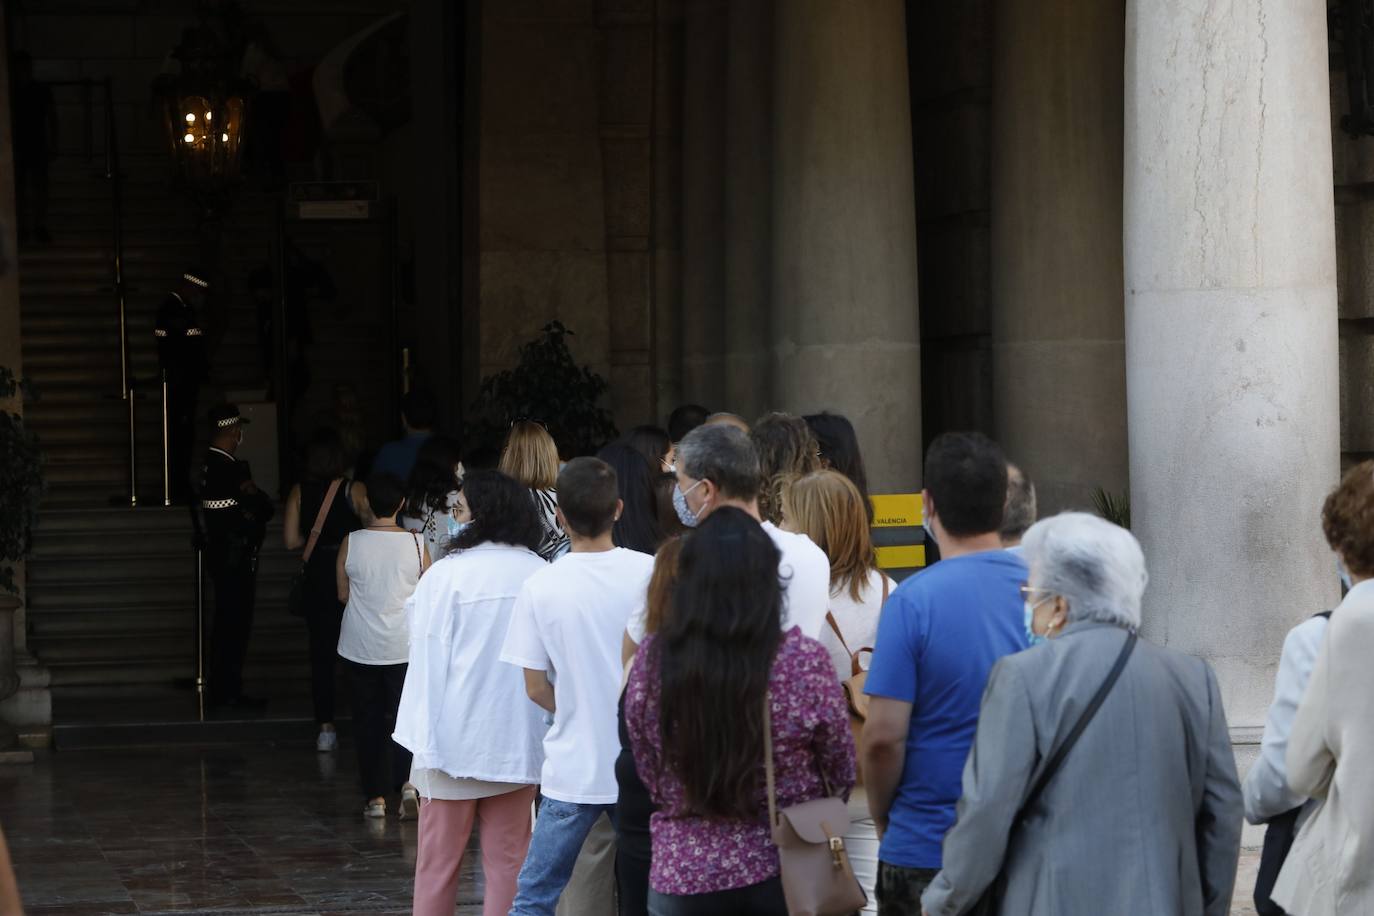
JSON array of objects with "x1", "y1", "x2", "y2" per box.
[{"x1": 18, "y1": 154, "x2": 315, "y2": 729}]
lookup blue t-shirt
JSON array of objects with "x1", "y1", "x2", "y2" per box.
[
  {"x1": 864, "y1": 549, "x2": 1029, "y2": 869},
  {"x1": 371, "y1": 431, "x2": 432, "y2": 482}
]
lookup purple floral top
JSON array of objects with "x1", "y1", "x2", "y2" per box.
[{"x1": 624, "y1": 627, "x2": 856, "y2": 896}]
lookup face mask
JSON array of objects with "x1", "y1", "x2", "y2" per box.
[
  {"x1": 1338, "y1": 560, "x2": 1353, "y2": 592},
  {"x1": 447, "y1": 517, "x2": 469, "y2": 540},
  {"x1": 923, "y1": 509, "x2": 937, "y2": 548},
  {"x1": 673, "y1": 480, "x2": 705, "y2": 528},
  {"x1": 1024, "y1": 598, "x2": 1051, "y2": 646}
]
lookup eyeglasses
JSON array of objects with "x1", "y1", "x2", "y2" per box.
[{"x1": 1019, "y1": 585, "x2": 1055, "y2": 602}]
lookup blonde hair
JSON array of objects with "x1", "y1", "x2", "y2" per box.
[
  {"x1": 643, "y1": 536, "x2": 684, "y2": 637},
  {"x1": 783, "y1": 470, "x2": 878, "y2": 602},
  {"x1": 500, "y1": 421, "x2": 560, "y2": 491}
]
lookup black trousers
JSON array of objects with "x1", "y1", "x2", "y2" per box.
[
  {"x1": 209, "y1": 554, "x2": 257, "y2": 703},
  {"x1": 876, "y1": 863, "x2": 939, "y2": 916},
  {"x1": 343, "y1": 659, "x2": 411, "y2": 800},
  {"x1": 647, "y1": 877, "x2": 788, "y2": 916},
  {"x1": 166, "y1": 379, "x2": 199, "y2": 502},
  {"x1": 304, "y1": 557, "x2": 344, "y2": 725}
]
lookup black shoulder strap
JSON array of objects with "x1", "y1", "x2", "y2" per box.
[
  {"x1": 1019, "y1": 631, "x2": 1137, "y2": 819},
  {"x1": 1315, "y1": 610, "x2": 1333, "y2": 620}
]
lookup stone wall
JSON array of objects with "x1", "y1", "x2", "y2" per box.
[{"x1": 476, "y1": 0, "x2": 663, "y2": 434}]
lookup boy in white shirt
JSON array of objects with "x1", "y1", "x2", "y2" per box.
[{"x1": 502, "y1": 457, "x2": 655, "y2": 915}]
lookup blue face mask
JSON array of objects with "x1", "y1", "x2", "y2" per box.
[
  {"x1": 447, "y1": 517, "x2": 469, "y2": 540},
  {"x1": 673, "y1": 480, "x2": 705, "y2": 528},
  {"x1": 1024, "y1": 599, "x2": 1049, "y2": 646},
  {"x1": 1338, "y1": 560, "x2": 1353, "y2": 592}
]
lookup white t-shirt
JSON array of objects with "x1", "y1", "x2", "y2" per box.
[
  {"x1": 625, "y1": 519, "x2": 831, "y2": 644},
  {"x1": 821, "y1": 568, "x2": 893, "y2": 681},
  {"x1": 500, "y1": 547, "x2": 655, "y2": 804},
  {"x1": 338, "y1": 529, "x2": 424, "y2": 665}
]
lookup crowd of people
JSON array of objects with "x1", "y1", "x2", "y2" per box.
[{"x1": 263, "y1": 393, "x2": 1374, "y2": 916}]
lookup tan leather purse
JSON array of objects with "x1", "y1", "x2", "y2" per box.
[
  {"x1": 825, "y1": 574, "x2": 889, "y2": 722},
  {"x1": 764, "y1": 696, "x2": 867, "y2": 916}
]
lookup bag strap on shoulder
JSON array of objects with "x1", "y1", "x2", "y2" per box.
[
  {"x1": 764, "y1": 695, "x2": 778, "y2": 828},
  {"x1": 1019, "y1": 631, "x2": 1137, "y2": 819},
  {"x1": 302, "y1": 478, "x2": 342, "y2": 566}
]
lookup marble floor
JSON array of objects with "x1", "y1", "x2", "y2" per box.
[
  {"x1": 0, "y1": 739, "x2": 484, "y2": 914},
  {"x1": 0, "y1": 737, "x2": 1268, "y2": 915}
]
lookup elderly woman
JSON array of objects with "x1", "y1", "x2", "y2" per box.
[
  {"x1": 1270, "y1": 463, "x2": 1374, "y2": 916},
  {"x1": 919, "y1": 512, "x2": 1243, "y2": 916}
]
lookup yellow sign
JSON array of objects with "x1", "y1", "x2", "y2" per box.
[
  {"x1": 870, "y1": 493, "x2": 923, "y2": 528},
  {"x1": 876, "y1": 544, "x2": 925, "y2": 570}
]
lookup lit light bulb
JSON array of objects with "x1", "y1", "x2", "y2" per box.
[
  {"x1": 185, "y1": 113, "x2": 195, "y2": 122},
  {"x1": 221, "y1": 133, "x2": 229, "y2": 142},
  {"x1": 205, "y1": 111, "x2": 212, "y2": 122},
  {"x1": 184, "y1": 133, "x2": 195, "y2": 143}
]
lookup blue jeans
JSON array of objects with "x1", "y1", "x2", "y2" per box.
[{"x1": 509, "y1": 797, "x2": 617, "y2": 915}]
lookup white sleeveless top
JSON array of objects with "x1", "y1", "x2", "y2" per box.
[{"x1": 339, "y1": 529, "x2": 424, "y2": 665}]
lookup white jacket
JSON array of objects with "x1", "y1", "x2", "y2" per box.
[
  {"x1": 393, "y1": 543, "x2": 549, "y2": 783},
  {"x1": 1243, "y1": 613, "x2": 1328, "y2": 824},
  {"x1": 1273, "y1": 580, "x2": 1374, "y2": 916}
]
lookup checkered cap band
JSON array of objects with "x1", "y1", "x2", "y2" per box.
[
  {"x1": 183, "y1": 273, "x2": 209, "y2": 288},
  {"x1": 201, "y1": 498, "x2": 239, "y2": 510},
  {"x1": 215, "y1": 416, "x2": 241, "y2": 428}
]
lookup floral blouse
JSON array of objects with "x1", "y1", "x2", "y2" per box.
[{"x1": 624, "y1": 627, "x2": 856, "y2": 896}]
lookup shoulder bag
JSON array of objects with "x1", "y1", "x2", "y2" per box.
[
  {"x1": 287, "y1": 479, "x2": 342, "y2": 618},
  {"x1": 969, "y1": 630, "x2": 1137, "y2": 915},
  {"x1": 826, "y1": 574, "x2": 889, "y2": 784},
  {"x1": 1253, "y1": 609, "x2": 1333, "y2": 916},
  {"x1": 765, "y1": 695, "x2": 868, "y2": 916}
]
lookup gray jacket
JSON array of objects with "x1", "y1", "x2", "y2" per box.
[{"x1": 921, "y1": 621, "x2": 1243, "y2": 916}]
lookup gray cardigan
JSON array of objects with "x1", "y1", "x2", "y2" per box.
[{"x1": 921, "y1": 621, "x2": 1243, "y2": 916}]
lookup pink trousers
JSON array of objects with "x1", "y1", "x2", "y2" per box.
[{"x1": 412, "y1": 786, "x2": 537, "y2": 916}]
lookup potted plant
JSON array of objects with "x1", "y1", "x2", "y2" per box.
[
  {"x1": 1092, "y1": 486, "x2": 1131, "y2": 530},
  {"x1": 467, "y1": 322, "x2": 619, "y2": 458},
  {"x1": 0, "y1": 367, "x2": 43, "y2": 595}
]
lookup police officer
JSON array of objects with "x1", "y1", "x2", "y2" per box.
[
  {"x1": 156, "y1": 268, "x2": 208, "y2": 503},
  {"x1": 196, "y1": 404, "x2": 274, "y2": 709}
]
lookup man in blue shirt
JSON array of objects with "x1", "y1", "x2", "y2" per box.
[
  {"x1": 863, "y1": 432, "x2": 1029, "y2": 915},
  {"x1": 371, "y1": 389, "x2": 436, "y2": 481}
]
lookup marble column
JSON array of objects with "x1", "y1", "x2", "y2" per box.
[
  {"x1": 679, "y1": 0, "x2": 727, "y2": 408},
  {"x1": 722, "y1": 0, "x2": 774, "y2": 422},
  {"x1": 772, "y1": 0, "x2": 922, "y2": 492},
  {"x1": 1124, "y1": 0, "x2": 1341, "y2": 725},
  {"x1": 990, "y1": 0, "x2": 1128, "y2": 513}
]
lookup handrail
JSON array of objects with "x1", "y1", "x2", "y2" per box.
[{"x1": 45, "y1": 78, "x2": 134, "y2": 502}]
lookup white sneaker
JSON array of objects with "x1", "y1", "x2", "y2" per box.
[
  {"x1": 316, "y1": 729, "x2": 338, "y2": 753},
  {"x1": 363, "y1": 800, "x2": 386, "y2": 818},
  {"x1": 400, "y1": 784, "x2": 420, "y2": 821}
]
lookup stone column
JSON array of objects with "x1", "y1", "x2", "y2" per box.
[
  {"x1": 772, "y1": 0, "x2": 922, "y2": 492},
  {"x1": 679, "y1": 0, "x2": 727, "y2": 408},
  {"x1": 1124, "y1": 0, "x2": 1341, "y2": 726},
  {"x1": 722, "y1": 0, "x2": 774, "y2": 422},
  {"x1": 990, "y1": 0, "x2": 1128, "y2": 513}
]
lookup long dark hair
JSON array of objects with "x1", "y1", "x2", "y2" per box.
[
  {"x1": 625, "y1": 425, "x2": 671, "y2": 471},
  {"x1": 447, "y1": 470, "x2": 544, "y2": 555},
  {"x1": 596, "y1": 443, "x2": 664, "y2": 554},
  {"x1": 656, "y1": 507, "x2": 783, "y2": 819},
  {"x1": 406, "y1": 435, "x2": 463, "y2": 518},
  {"x1": 805, "y1": 412, "x2": 873, "y2": 523}
]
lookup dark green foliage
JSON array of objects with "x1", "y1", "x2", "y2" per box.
[
  {"x1": 0, "y1": 367, "x2": 44, "y2": 593},
  {"x1": 1092, "y1": 486, "x2": 1131, "y2": 530},
  {"x1": 468, "y1": 322, "x2": 618, "y2": 459}
]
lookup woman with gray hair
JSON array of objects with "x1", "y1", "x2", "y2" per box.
[{"x1": 917, "y1": 512, "x2": 1243, "y2": 916}]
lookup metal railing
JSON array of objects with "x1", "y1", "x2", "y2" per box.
[{"x1": 45, "y1": 78, "x2": 143, "y2": 506}]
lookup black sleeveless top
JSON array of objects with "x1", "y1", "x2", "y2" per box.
[{"x1": 299, "y1": 478, "x2": 360, "y2": 568}]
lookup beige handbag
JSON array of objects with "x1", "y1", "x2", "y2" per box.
[
  {"x1": 764, "y1": 696, "x2": 868, "y2": 916},
  {"x1": 825, "y1": 574, "x2": 889, "y2": 722}
]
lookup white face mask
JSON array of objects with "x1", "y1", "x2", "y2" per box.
[{"x1": 673, "y1": 479, "x2": 705, "y2": 528}]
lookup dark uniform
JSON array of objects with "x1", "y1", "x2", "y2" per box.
[
  {"x1": 195, "y1": 404, "x2": 274, "y2": 707},
  {"x1": 156, "y1": 272, "x2": 208, "y2": 503}
]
